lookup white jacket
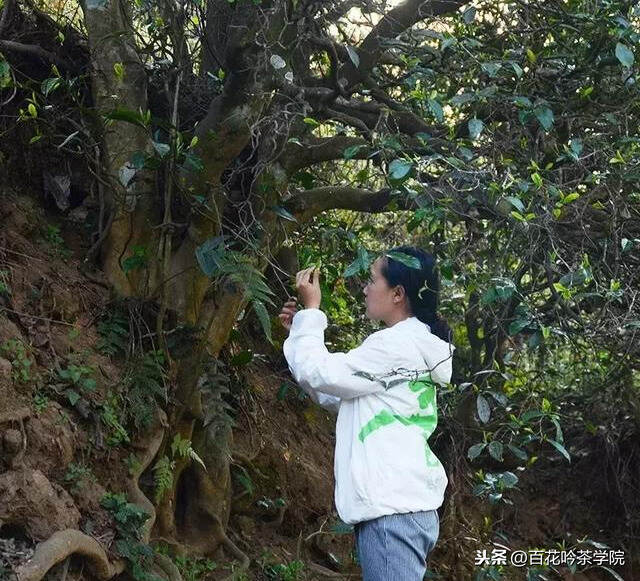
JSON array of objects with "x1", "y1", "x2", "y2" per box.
[{"x1": 283, "y1": 309, "x2": 455, "y2": 525}]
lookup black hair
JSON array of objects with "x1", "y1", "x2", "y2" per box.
[{"x1": 380, "y1": 245, "x2": 453, "y2": 343}]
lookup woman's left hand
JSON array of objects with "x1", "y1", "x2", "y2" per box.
[{"x1": 295, "y1": 267, "x2": 322, "y2": 309}]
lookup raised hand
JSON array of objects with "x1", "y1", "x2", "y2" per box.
[{"x1": 295, "y1": 266, "x2": 321, "y2": 309}]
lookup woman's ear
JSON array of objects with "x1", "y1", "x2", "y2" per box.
[{"x1": 392, "y1": 285, "x2": 406, "y2": 304}]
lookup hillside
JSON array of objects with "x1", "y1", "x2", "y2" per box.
[{"x1": 0, "y1": 188, "x2": 636, "y2": 581}]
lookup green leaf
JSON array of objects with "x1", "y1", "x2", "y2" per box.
[
  {"x1": 105, "y1": 107, "x2": 149, "y2": 129},
  {"x1": 343, "y1": 246, "x2": 371, "y2": 277},
  {"x1": 122, "y1": 246, "x2": 147, "y2": 273},
  {"x1": 488, "y1": 441, "x2": 504, "y2": 462},
  {"x1": 42, "y1": 77, "x2": 62, "y2": 97},
  {"x1": 522, "y1": 410, "x2": 546, "y2": 422},
  {"x1": 184, "y1": 151, "x2": 204, "y2": 173},
  {"x1": 499, "y1": 471, "x2": 518, "y2": 487},
  {"x1": 427, "y1": 99, "x2": 444, "y2": 123},
  {"x1": 507, "y1": 444, "x2": 528, "y2": 460},
  {"x1": 343, "y1": 144, "x2": 366, "y2": 160},
  {"x1": 82, "y1": 378, "x2": 97, "y2": 392},
  {"x1": 388, "y1": 159, "x2": 413, "y2": 181},
  {"x1": 130, "y1": 151, "x2": 147, "y2": 169},
  {"x1": 269, "y1": 54, "x2": 286, "y2": 69},
  {"x1": 276, "y1": 382, "x2": 289, "y2": 401},
  {"x1": 551, "y1": 417, "x2": 564, "y2": 443},
  {"x1": 569, "y1": 138, "x2": 583, "y2": 157},
  {"x1": 385, "y1": 251, "x2": 421, "y2": 269},
  {"x1": 506, "y1": 196, "x2": 525, "y2": 212},
  {"x1": 0, "y1": 60, "x2": 10, "y2": 89},
  {"x1": 480, "y1": 62, "x2": 501, "y2": 77},
  {"x1": 303, "y1": 117, "x2": 319, "y2": 127},
  {"x1": 512, "y1": 96, "x2": 532, "y2": 108},
  {"x1": 548, "y1": 438, "x2": 571, "y2": 462},
  {"x1": 252, "y1": 300, "x2": 273, "y2": 343},
  {"x1": 559, "y1": 268, "x2": 590, "y2": 287},
  {"x1": 476, "y1": 394, "x2": 491, "y2": 423},
  {"x1": 66, "y1": 389, "x2": 81, "y2": 406},
  {"x1": 531, "y1": 172, "x2": 543, "y2": 187},
  {"x1": 463, "y1": 6, "x2": 476, "y2": 23},
  {"x1": 113, "y1": 62, "x2": 124, "y2": 81},
  {"x1": 152, "y1": 141, "x2": 170, "y2": 157},
  {"x1": 468, "y1": 443, "x2": 486, "y2": 461},
  {"x1": 510, "y1": 62, "x2": 523, "y2": 78},
  {"x1": 468, "y1": 118, "x2": 483, "y2": 139},
  {"x1": 508, "y1": 318, "x2": 530, "y2": 335},
  {"x1": 195, "y1": 236, "x2": 225, "y2": 277},
  {"x1": 563, "y1": 192, "x2": 580, "y2": 204},
  {"x1": 450, "y1": 92, "x2": 476, "y2": 105},
  {"x1": 534, "y1": 106, "x2": 554, "y2": 131},
  {"x1": 615, "y1": 42, "x2": 634, "y2": 67}
]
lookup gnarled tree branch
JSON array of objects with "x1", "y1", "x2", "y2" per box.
[
  {"x1": 285, "y1": 185, "x2": 412, "y2": 221},
  {"x1": 339, "y1": 0, "x2": 468, "y2": 89}
]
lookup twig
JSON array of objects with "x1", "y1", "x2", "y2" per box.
[{"x1": 0, "y1": 306, "x2": 74, "y2": 327}]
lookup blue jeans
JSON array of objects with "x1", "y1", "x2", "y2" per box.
[{"x1": 354, "y1": 510, "x2": 439, "y2": 581}]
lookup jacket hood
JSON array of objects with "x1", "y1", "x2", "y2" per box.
[{"x1": 393, "y1": 317, "x2": 456, "y2": 387}]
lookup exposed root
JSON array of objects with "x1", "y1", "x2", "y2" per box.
[
  {"x1": 306, "y1": 561, "x2": 348, "y2": 578},
  {"x1": 219, "y1": 529, "x2": 250, "y2": 581},
  {"x1": 126, "y1": 408, "x2": 168, "y2": 543},
  {"x1": 13, "y1": 408, "x2": 172, "y2": 581},
  {"x1": 14, "y1": 529, "x2": 125, "y2": 581},
  {"x1": 153, "y1": 552, "x2": 182, "y2": 581}
]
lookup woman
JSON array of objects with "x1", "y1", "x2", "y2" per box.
[{"x1": 279, "y1": 246, "x2": 455, "y2": 581}]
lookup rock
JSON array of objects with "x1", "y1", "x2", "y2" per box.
[
  {"x1": 0, "y1": 315, "x2": 22, "y2": 347},
  {"x1": 25, "y1": 404, "x2": 77, "y2": 476},
  {"x1": 0, "y1": 357, "x2": 12, "y2": 384},
  {"x1": 3, "y1": 428, "x2": 22, "y2": 456},
  {"x1": 0, "y1": 468, "x2": 80, "y2": 541}
]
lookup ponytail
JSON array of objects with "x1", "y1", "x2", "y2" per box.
[{"x1": 381, "y1": 246, "x2": 453, "y2": 343}]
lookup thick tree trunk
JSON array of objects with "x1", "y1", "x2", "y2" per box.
[
  {"x1": 81, "y1": 0, "x2": 295, "y2": 557},
  {"x1": 81, "y1": 0, "x2": 159, "y2": 298}
]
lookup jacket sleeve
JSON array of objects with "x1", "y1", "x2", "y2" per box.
[{"x1": 282, "y1": 309, "x2": 392, "y2": 400}]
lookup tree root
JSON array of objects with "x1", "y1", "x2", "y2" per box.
[
  {"x1": 14, "y1": 529, "x2": 125, "y2": 581},
  {"x1": 13, "y1": 408, "x2": 174, "y2": 581},
  {"x1": 126, "y1": 408, "x2": 168, "y2": 543},
  {"x1": 153, "y1": 552, "x2": 182, "y2": 581},
  {"x1": 214, "y1": 517, "x2": 249, "y2": 581},
  {"x1": 306, "y1": 561, "x2": 349, "y2": 578},
  {"x1": 184, "y1": 498, "x2": 249, "y2": 581}
]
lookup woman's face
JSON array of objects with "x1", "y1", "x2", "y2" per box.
[{"x1": 363, "y1": 257, "x2": 406, "y2": 322}]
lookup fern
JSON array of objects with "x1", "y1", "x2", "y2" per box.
[
  {"x1": 198, "y1": 357, "x2": 234, "y2": 432},
  {"x1": 170, "y1": 434, "x2": 207, "y2": 471},
  {"x1": 102, "y1": 394, "x2": 130, "y2": 446},
  {"x1": 195, "y1": 237, "x2": 276, "y2": 342},
  {"x1": 97, "y1": 311, "x2": 130, "y2": 356},
  {"x1": 152, "y1": 456, "x2": 174, "y2": 503},
  {"x1": 123, "y1": 351, "x2": 167, "y2": 430}
]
